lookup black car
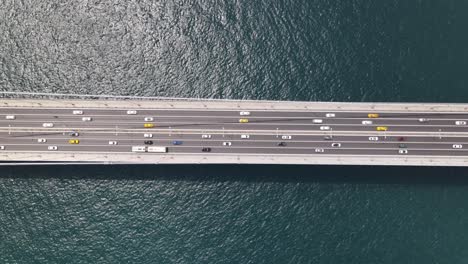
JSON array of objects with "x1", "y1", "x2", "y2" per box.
[
  {"x1": 69, "y1": 132, "x2": 79, "y2": 137},
  {"x1": 277, "y1": 142, "x2": 287, "y2": 147},
  {"x1": 202, "y1": 147, "x2": 211, "y2": 152},
  {"x1": 144, "y1": 140, "x2": 154, "y2": 145}
]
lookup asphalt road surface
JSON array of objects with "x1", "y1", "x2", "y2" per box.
[{"x1": 1, "y1": 107, "x2": 468, "y2": 157}]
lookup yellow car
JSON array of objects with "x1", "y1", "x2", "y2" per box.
[
  {"x1": 239, "y1": 119, "x2": 249, "y2": 123},
  {"x1": 376, "y1": 126, "x2": 388, "y2": 131},
  {"x1": 368, "y1": 113, "x2": 379, "y2": 118},
  {"x1": 68, "y1": 139, "x2": 80, "y2": 144},
  {"x1": 144, "y1": 123, "x2": 154, "y2": 128}
]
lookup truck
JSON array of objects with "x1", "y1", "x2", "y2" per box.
[
  {"x1": 147, "y1": 146, "x2": 167, "y2": 153},
  {"x1": 132, "y1": 146, "x2": 147, "y2": 152}
]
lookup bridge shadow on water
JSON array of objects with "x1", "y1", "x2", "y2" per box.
[{"x1": 2, "y1": 163, "x2": 468, "y2": 185}]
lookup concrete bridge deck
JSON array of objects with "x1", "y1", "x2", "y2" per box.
[{"x1": 1, "y1": 98, "x2": 468, "y2": 166}]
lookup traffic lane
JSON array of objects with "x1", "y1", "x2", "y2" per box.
[
  {"x1": 3, "y1": 144, "x2": 468, "y2": 156},
  {"x1": 2, "y1": 130, "x2": 468, "y2": 143},
  {"x1": 3, "y1": 122, "x2": 468, "y2": 133},
  {"x1": 1, "y1": 137, "x2": 466, "y2": 150},
  {"x1": 3, "y1": 108, "x2": 468, "y2": 119},
  {"x1": 3, "y1": 114, "x2": 468, "y2": 126}
]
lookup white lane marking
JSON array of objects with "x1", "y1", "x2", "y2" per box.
[
  {"x1": 2, "y1": 144, "x2": 468, "y2": 152},
  {"x1": 0, "y1": 137, "x2": 467, "y2": 146},
  {"x1": 2, "y1": 128, "x2": 468, "y2": 137},
  {"x1": 2, "y1": 113, "x2": 468, "y2": 122},
  {"x1": 3, "y1": 121, "x2": 468, "y2": 129}
]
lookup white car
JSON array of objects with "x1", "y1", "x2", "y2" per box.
[
  {"x1": 144, "y1": 133, "x2": 153, "y2": 138},
  {"x1": 326, "y1": 113, "x2": 335, "y2": 118},
  {"x1": 240, "y1": 111, "x2": 250, "y2": 116},
  {"x1": 82, "y1": 117, "x2": 92, "y2": 121},
  {"x1": 368, "y1": 137, "x2": 379, "y2": 141},
  {"x1": 418, "y1": 118, "x2": 428, "y2": 123},
  {"x1": 455, "y1": 121, "x2": 466, "y2": 125},
  {"x1": 315, "y1": 148, "x2": 324, "y2": 153},
  {"x1": 398, "y1": 149, "x2": 408, "y2": 154},
  {"x1": 73, "y1": 110, "x2": 83, "y2": 115},
  {"x1": 453, "y1": 144, "x2": 463, "y2": 149},
  {"x1": 42, "y1": 123, "x2": 54, "y2": 128},
  {"x1": 362, "y1": 120, "x2": 373, "y2": 125},
  {"x1": 223, "y1": 142, "x2": 232, "y2": 146},
  {"x1": 48, "y1": 146, "x2": 58, "y2": 151},
  {"x1": 331, "y1": 143, "x2": 341, "y2": 147},
  {"x1": 202, "y1": 134, "x2": 212, "y2": 139},
  {"x1": 144, "y1": 117, "x2": 154, "y2": 121},
  {"x1": 313, "y1": 119, "x2": 323, "y2": 124},
  {"x1": 0, "y1": 146, "x2": 5, "y2": 150},
  {"x1": 281, "y1": 135, "x2": 292, "y2": 140},
  {"x1": 37, "y1": 138, "x2": 47, "y2": 143},
  {"x1": 108, "y1": 141, "x2": 118, "y2": 145},
  {"x1": 241, "y1": 134, "x2": 250, "y2": 139},
  {"x1": 5, "y1": 115, "x2": 15, "y2": 120},
  {"x1": 320, "y1": 126, "x2": 330, "y2": 130},
  {"x1": 127, "y1": 110, "x2": 137, "y2": 115}
]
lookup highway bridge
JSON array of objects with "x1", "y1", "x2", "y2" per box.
[{"x1": 1, "y1": 98, "x2": 468, "y2": 166}]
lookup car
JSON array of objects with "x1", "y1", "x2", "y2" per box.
[
  {"x1": 418, "y1": 118, "x2": 428, "y2": 123},
  {"x1": 240, "y1": 111, "x2": 251, "y2": 116},
  {"x1": 201, "y1": 134, "x2": 212, "y2": 139},
  {"x1": 48, "y1": 146, "x2": 58, "y2": 151},
  {"x1": 241, "y1": 134, "x2": 250, "y2": 139},
  {"x1": 5, "y1": 115, "x2": 15, "y2": 120},
  {"x1": 277, "y1": 142, "x2": 287, "y2": 146},
  {"x1": 455, "y1": 121, "x2": 466, "y2": 125},
  {"x1": 281, "y1": 135, "x2": 292, "y2": 140},
  {"x1": 398, "y1": 137, "x2": 405, "y2": 141},
  {"x1": 127, "y1": 110, "x2": 137, "y2": 115},
  {"x1": 0, "y1": 146, "x2": 5, "y2": 150},
  {"x1": 42, "y1": 123, "x2": 54, "y2": 128},
  {"x1": 320, "y1": 126, "x2": 330, "y2": 130},
  {"x1": 108, "y1": 141, "x2": 118, "y2": 145},
  {"x1": 144, "y1": 133, "x2": 153, "y2": 138},
  {"x1": 144, "y1": 123, "x2": 154, "y2": 128},
  {"x1": 368, "y1": 137, "x2": 379, "y2": 141},
  {"x1": 68, "y1": 139, "x2": 79, "y2": 144},
  {"x1": 398, "y1": 149, "x2": 408, "y2": 154},
  {"x1": 73, "y1": 110, "x2": 83, "y2": 115},
  {"x1": 144, "y1": 140, "x2": 154, "y2": 145},
  {"x1": 172, "y1": 141, "x2": 183, "y2": 145},
  {"x1": 376, "y1": 126, "x2": 388, "y2": 131},
  {"x1": 202, "y1": 147, "x2": 211, "y2": 152},
  {"x1": 315, "y1": 148, "x2": 324, "y2": 153},
  {"x1": 325, "y1": 113, "x2": 335, "y2": 118},
  {"x1": 324, "y1": 135, "x2": 333, "y2": 140},
  {"x1": 399, "y1": 144, "x2": 407, "y2": 148},
  {"x1": 313, "y1": 119, "x2": 323, "y2": 124},
  {"x1": 362, "y1": 120, "x2": 373, "y2": 125},
  {"x1": 69, "y1": 132, "x2": 79, "y2": 137},
  {"x1": 37, "y1": 138, "x2": 47, "y2": 143},
  {"x1": 82, "y1": 117, "x2": 92, "y2": 121},
  {"x1": 223, "y1": 142, "x2": 232, "y2": 146},
  {"x1": 368, "y1": 113, "x2": 379, "y2": 118},
  {"x1": 331, "y1": 143, "x2": 341, "y2": 147},
  {"x1": 144, "y1": 117, "x2": 154, "y2": 121},
  {"x1": 239, "y1": 119, "x2": 249, "y2": 123},
  {"x1": 453, "y1": 144, "x2": 463, "y2": 149}
]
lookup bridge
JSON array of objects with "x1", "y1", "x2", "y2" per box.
[{"x1": 1, "y1": 95, "x2": 468, "y2": 166}]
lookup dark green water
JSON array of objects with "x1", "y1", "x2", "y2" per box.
[{"x1": 1, "y1": 0, "x2": 468, "y2": 263}]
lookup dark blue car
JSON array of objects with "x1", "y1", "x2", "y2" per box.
[{"x1": 172, "y1": 141, "x2": 183, "y2": 145}]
